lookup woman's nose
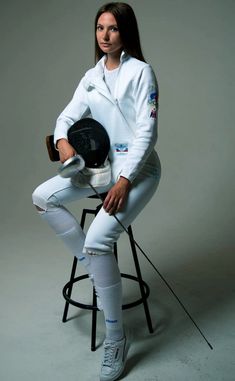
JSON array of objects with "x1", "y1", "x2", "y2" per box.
[{"x1": 103, "y1": 29, "x2": 109, "y2": 41}]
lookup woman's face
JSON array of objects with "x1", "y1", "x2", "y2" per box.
[{"x1": 96, "y1": 12, "x2": 123, "y2": 57}]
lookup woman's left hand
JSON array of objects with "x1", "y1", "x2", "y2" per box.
[{"x1": 103, "y1": 176, "x2": 131, "y2": 215}]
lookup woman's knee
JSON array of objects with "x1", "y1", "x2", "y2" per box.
[
  {"x1": 32, "y1": 186, "x2": 58, "y2": 212},
  {"x1": 32, "y1": 186, "x2": 46, "y2": 210},
  {"x1": 84, "y1": 209, "x2": 123, "y2": 255},
  {"x1": 84, "y1": 233, "x2": 112, "y2": 255},
  {"x1": 84, "y1": 227, "x2": 119, "y2": 256}
]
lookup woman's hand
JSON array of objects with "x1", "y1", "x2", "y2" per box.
[
  {"x1": 57, "y1": 138, "x2": 76, "y2": 163},
  {"x1": 103, "y1": 176, "x2": 131, "y2": 215}
]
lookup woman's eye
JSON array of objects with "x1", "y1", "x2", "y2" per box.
[{"x1": 96, "y1": 25, "x2": 118, "y2": 32}]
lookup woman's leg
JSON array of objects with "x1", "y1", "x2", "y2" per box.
[
  {"x1": 86, "y1": 175, "x2": 159, "y2": 331},
  {"x1": 84, "y1": 174, "x2": 160, "y2": 380},
  {"x1": 85, "y1": 174, "x2": 160, "y2": 255},
  {"x1": 32, "y1": 174, "x2": 111, "y2": 273},
  {"x1": 89, "y1": 253, "x2": 123, "y2": 340}
]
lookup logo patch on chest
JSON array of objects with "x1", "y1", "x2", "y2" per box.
[{"x1": 114, "y1": 143, "x2": 128, "y2": 154}]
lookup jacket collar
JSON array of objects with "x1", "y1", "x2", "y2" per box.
[
  {"x1": 96, "y1": 50, "x2": 129, "y2": 75},
  {"x1": 83, "y1": 52, "x2": 130, "y2": 105},
  {"x1": 84, "y1": 51, "x2": 129, "y2": 93}
]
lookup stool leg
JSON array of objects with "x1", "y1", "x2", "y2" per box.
[
  {"x1": 127, "y1": 226, "x2": 154, "y2": 333},
  {"x1": 113, "y1": 242, "x2": 118, "y2": 262},
  {"x1": 62, "y1": 204, "x2": 103, "y2": 351},
  {"x1": 62, "y1": 208, "x2": 88, "y2": 323},
  {"x1": 91, "y1": 288, "x2": 97, "y2": 351},
  {"x1": 62, "y1": 256, "x2": 78, "y2": 322}
]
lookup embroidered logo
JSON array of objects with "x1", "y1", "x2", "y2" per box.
[
  {"x1": 148, "y1": 87, "x2": 158, "y2": 119},
  {"x1": 114, "y1": 143, "x2": 128, "y2": 154},
  {"x1": 106, "y1": 319, "x2": 118, "y2": 323}
]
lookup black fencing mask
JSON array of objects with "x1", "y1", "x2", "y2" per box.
[{"x1": 67, "y1": 118, "x2": 110, "y2": 168}]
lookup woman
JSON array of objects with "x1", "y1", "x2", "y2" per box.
[{"x1": 32, "y1": 2, "x2": 161, "y2": 380}]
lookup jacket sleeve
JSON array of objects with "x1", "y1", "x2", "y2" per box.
[
  {"x1": 53, "y1": 76, "x2": 91, "y2": 146},
  {"x1": 119, "y1": 65, "x2": 159, "y2": 182}
]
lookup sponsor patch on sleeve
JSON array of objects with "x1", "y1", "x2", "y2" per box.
[{"x1": 148, "y1": 86, "x2": 158, "y2": 119}]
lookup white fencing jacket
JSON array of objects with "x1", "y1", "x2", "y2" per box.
[{"x1": 54, "y1": 52, "x2": 160, "y2": 183}]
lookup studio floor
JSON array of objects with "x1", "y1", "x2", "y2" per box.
[{"x1": 0, "y1": 217, "x2": 234, "y2": 381}]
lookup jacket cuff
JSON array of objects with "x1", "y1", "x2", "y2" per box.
[{"x1": 53, "y1": 133, "x2": 68, "y2": 148}]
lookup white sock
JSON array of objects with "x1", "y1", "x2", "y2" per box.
[
  {"x1": 89, "y1": 253, "x2": 124, "y2": 341},
  {"x1": 95, "y1": 282, "x2": 123, "y2": 341},
  {"x1": 39, "y1": 206, "x2": 91, "y2": 273}
]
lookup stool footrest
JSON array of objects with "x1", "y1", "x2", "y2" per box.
[{"x1": 62, "y1": 273, "x2": 150, "y2": 311}]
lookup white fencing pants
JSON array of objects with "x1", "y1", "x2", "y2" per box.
[{"x1": 32, "y1": 171, "x2": 160, "y2": 339}]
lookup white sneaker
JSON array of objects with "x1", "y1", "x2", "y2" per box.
[
  {"x1": 100, "y1": 336, "x2": 128, "y2": 381},
  {"x1": 89, "y1": 274, "x2": 103, "y2": 310}
]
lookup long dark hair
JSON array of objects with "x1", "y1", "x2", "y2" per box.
[{"x1": 94, "y1": 2, "x2": 145, "y2": 63}]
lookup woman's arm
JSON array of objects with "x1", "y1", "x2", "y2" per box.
[
  {"x1": 103, "y1": 176, "x2": 131, "y2": 215},
  {"x1": 119, "y1": 65, "x2": 159, "y2": 182},
  {"x1": 104, "y1": 65, "x2": 159, "y2": 214},
  {"x1": 56, "y1": 138, "x2": 77, "y2": 163},
  {"x1": 53, "y1": 77, "x2": 91, "y2": 149}
]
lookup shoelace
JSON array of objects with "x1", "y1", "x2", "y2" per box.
[{"x1": 102, "y1": 343, "x2": 117, "y2": 367}]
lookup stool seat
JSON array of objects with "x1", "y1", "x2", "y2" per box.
[{"x1": 62, "y1": 194, "x2": 153, "y2": 351}]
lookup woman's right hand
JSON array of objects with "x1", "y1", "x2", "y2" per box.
[{"x1": 56, "y1": 138, "x2": 76, "y2": 163}]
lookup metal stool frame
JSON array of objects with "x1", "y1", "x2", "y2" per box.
[{"x1": 62, "y1": 198, "x2": 153, "y2": 351}]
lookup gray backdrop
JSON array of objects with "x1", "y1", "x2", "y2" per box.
[
  {"x1": 0, "y1": 0, "x2": 234, "y2": 379},
  {"x1": 1, "y1": 0, "x2": 234, "y2": 252}
]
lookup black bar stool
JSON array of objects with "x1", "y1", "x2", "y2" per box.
[{"x1": 62, "y1": 194, "x2": 154, "y2": 351}]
